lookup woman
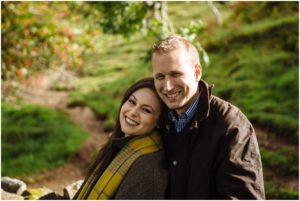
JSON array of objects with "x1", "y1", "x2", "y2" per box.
[{"x1": 73, "y1": 77, "x2": 168, "y2": 200}]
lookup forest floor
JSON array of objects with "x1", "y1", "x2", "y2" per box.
[{"x1": 14, "y1": 70, "x2": 298, "y2": 196}]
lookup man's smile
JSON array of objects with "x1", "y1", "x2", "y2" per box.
[{"x1": 164, "y1": 91, "x2": 181, "y2": 100}]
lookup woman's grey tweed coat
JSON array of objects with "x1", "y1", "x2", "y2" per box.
[{"x1": 114, "y1": 151, "x2": 168, "y2": 199}]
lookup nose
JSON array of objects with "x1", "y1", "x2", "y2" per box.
[
  {"x1": 164, "y1": 77, "x2": 174, "y2": 91},
  {"x1": 128, "y1": 106, "x2": 138, "y2": 117}
]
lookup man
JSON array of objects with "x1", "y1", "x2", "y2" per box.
[{"x1": 151, "y1": 35, "x2": 265, "y2": 199}]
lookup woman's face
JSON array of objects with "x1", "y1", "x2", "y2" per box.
[{"x1": 119, "y1": 88, "x2": 161, "y2": 136}]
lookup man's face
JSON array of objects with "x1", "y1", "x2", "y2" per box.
[{"x1": 152, "y1": 49, "x2": 201, "y2": 115}]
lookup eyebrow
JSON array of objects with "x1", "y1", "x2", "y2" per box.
[
  {"x1": 131, "y1": 94, "x2": 155, "y2": 112},
  {"x1": 154, "y1": 70, "x2": 181, "y2": 77},
  {"x1": 154, "y1": 73, "x2": 163, "y2": 77},
  {"x1": 130, "y1": 94, "x2": 137, "y2": 101}
]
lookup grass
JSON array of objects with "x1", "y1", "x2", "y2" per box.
[
  {"x1": 261, "y1": 147, "x2": 298, "y2": 175},
  {"x1": 205, "y1": 47, "x2": 298, "y2": 142},
  {"x1": 201, "y1": 2, "x2": 298, "y2": 143},
  {"x1": 204, "y1": 15, "x2": 298, "y2": 50},
  {"x1": 1, "y1": 102, "x2": 90, "y2": 176},
  {"x1": 265, "y1": 182, "x2": 299, "y2": 200}
]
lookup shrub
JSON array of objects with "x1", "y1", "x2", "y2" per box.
[
  {"x1": 261, "y1": 147, "x2": 298, "y2": 175},
  {"x1": 2, "y1": 102, "x2": 90, "y2": 176}
]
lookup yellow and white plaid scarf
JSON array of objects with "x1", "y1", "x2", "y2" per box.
[{"x1": 76, "y1": 131, "x2": 162, "y2": 200}]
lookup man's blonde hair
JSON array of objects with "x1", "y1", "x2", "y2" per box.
[{"x1": 151, "y1": 35, "x2": 200, "y2": 66}]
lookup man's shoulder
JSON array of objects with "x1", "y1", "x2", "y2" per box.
[
  {"x1": 210, "y1": 95, "x2": 239, "y2": 112},
  {"x1": 209, "y1": 95, "x2": 251, "y2": 126}
]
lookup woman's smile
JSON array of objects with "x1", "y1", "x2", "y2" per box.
[{"x1": 124, "y1": 116, "x2": 139, "y2": 126}]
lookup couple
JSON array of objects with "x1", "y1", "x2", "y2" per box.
[{"x1": 74, "y1": 35, "x2": 265, "y2": 200}]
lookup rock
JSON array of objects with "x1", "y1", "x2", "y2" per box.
[
  {"x1": 1, "y1": 189, "x2": 24, "y2": 200},
  {"x1": 1, "y1": 177, "x2": 27, "y2": 195},
  {"x1": 63, "y1": 179, "x2": 84, "y2": 199},
  {"x1": 1, "y1": 177, "x2": 83, "y2": 200}
]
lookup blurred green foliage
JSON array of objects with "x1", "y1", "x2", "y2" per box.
[
  {"x1": 69, "y1": 49, "x2": 151, "y2": 130},
  {"x1": 261, "y1": 147, "x2": 298, "y2": 175},
  {"x1": 265, "y1": 182, "x2": 299, "y2": 200},
  {"x1": 91, "y1": 2, "x2": 148, "y2": 37},
  {"x1": 1, "y1": 102, "x2": 89, "y2": 176},
  {"x1": 1, "y1": 1, "x2": 100, "y2": 80},
  {"x1": 202, "y1": 1, "x2": 299, "y2": 143}
]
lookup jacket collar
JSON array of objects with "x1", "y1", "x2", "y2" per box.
[{"x1": 195, "y1": 79, "x2": 213, "y2": 123}]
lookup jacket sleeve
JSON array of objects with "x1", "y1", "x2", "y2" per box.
[
  {"x1": 216, "y1": 115, "x2": 265, "y2": 199},
  {"x1": 114, "y1": 152, "x2": 168, "y2": 200}
]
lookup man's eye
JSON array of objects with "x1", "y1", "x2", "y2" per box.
[
  {"x1": 155, "y1": 75, "x2": 164, "y2": 80},
  {"x1": 172, "y1": 73, "x2": 181, "y2": 77}
]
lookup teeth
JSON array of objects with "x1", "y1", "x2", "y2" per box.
[
  {"x1": 166, "y1": 92, "x2": 179, "y2": 98},
  {"x1": 125, "y1": 117, "x2": 138, "y2": 126}
]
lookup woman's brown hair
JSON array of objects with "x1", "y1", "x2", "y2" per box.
[{"x1": 85, "y1": 77, "x2": 165, "y2": 177}]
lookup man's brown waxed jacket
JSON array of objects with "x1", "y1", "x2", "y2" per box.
[{"x1": 160, "y1": 80, "x2": 265, "y2": 199}]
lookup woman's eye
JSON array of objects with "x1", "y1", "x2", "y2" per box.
[{"x1": 143, "y1": 108, "x2": 152, "y2": 114}]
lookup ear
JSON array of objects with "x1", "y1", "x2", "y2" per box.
[{"x1": 194, "y1": 64, "x2": 202, "y2": 81}]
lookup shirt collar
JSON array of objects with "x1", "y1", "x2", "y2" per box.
[{"x1": 168, "y1": 94, "x2": 200, "y2": 122}]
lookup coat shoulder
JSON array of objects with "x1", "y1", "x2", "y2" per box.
[{"x1": 210, "y1": 95, "x2": 252, "y2": 127}]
